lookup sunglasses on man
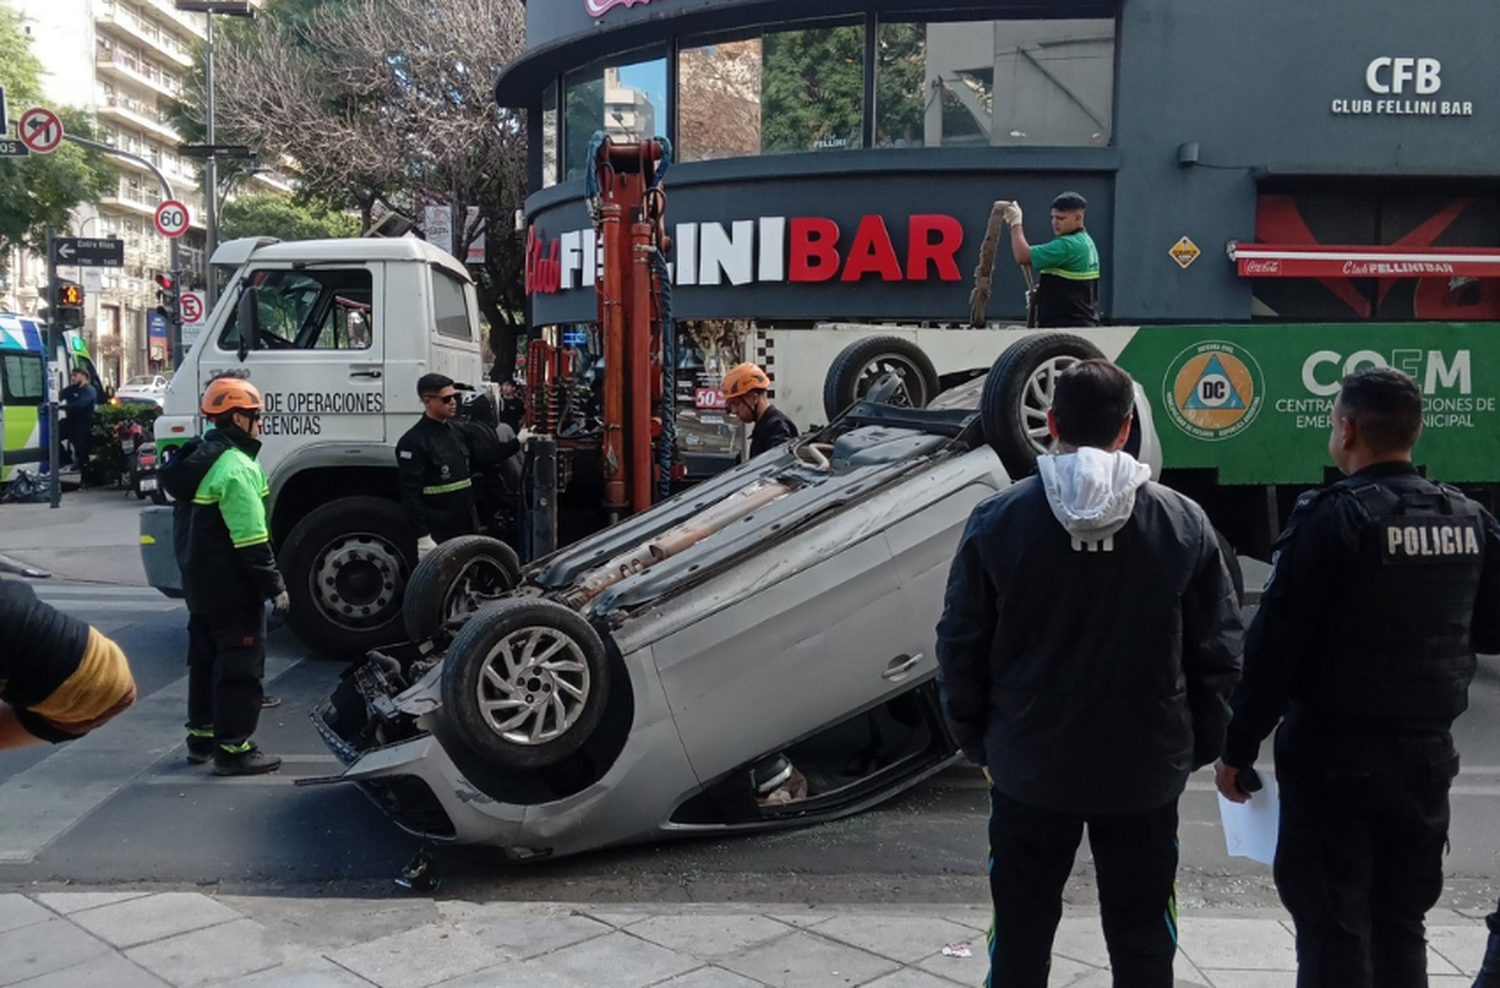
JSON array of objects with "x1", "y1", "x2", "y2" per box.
[{"x1": 423, "y1": 393, "x2": 459, "y2": 404}]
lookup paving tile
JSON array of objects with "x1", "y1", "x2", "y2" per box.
[
  {"x1": 1428, "y1": 923, "x2": 1490, "y2": 977},
  {"x1": 448, "y1": 903, "x2": 612, "y2": 959},
  {"x1": 1430, "y1": 978, "x2": 1474, "y2": 987},
  {"x1": 219, "y1": 956, "x2": 379, "y2": 988},
  {"x1": 0, "y1": 918, "x2": 111, "y2": 986},
  {"x1": 328, "y1": 925, "x2": 510, "y2": 988},
  {"x1": 1050, "y1": 916, "x2": 1112, "y2": 968},
  {"x1": 814, "y1": 915, "x2": 981, "y2": 964},
  {"x1": 1178, "y1": 918, "x2": 1296, "y2": 971},
  {"x1": 650, "y1": 965, "x2": 768, "y2": 988},
  {"x1": 624, "y1": 913, "x2": 792, "y2": 960},
  {"x1": 0, "y1": 894, "x2": 51, "y2": 934},
  {"x1": 33, "y1": 891, "x2": 152, "y2": 915},
  {"x1": 1202, "y1": 973, "x2": 1295, "y2": 988},
  {"x1": 915, "y1": 944, "x2": 1093, "y2": 987},
  {"x1": 526, "y1": 931, "x2": 699, "y2": 988},
  {"x1": 3, "y1": 952, "x2": 170, "y2": 988},
  {"x1": 577, "y1": 909, "x2": 656, "y2": 929},
  {"x1": 1428, "y1": 942, "x2": 1464, "y2": 975},
  {"x1": 67, "y1": 891, "x2": 243, "y2": 949},
  {"x1": 430, "y1": 961, "x2": 580, "y2": 988},
  {"x1": 230, "y1": 896, "x2": 440, "y2": 952},
  {"x1": 767, "y1": 911, "x2": 832, "y2": 929},
  {"x1": 861, "y1": 969, "x2": 962, "y2": 988},
  {"x1": 719, "y1": 930, "x2": 899, "y2": 988},
  {"x1": 126, "y1": 917, "x2": 283, "y2": 988}
]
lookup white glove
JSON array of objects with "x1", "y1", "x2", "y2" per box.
[
  {"x1": 999, "y1": 201, "x2": 1023, "y2": 226},
  {"x1": 417, "y1": 535, "x2": 438, "y2": 559},
  {"x1": 272, "y1": 591, "x2": 291, "y2": 613},
  {"x1": 516, "y1": 427, "x2": 533, "y2": 443}
]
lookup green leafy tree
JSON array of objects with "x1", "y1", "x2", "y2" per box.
[
  {"x1": 875, "y1": 23, "x2": 927, "y2": 147},
  {"x1": 220, "y1": 192, "x2": 360, "y2": 242},
  {"x1": 0, "y1": 0, "x2": 115, "y2": 260},
  {"x1": 759, "y1": 25, "x2": 866, "y2": 154}
]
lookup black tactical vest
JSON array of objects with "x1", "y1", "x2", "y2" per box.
[{"x1": 1300, "y1": 476, "x2": 1486, "y2": 730}]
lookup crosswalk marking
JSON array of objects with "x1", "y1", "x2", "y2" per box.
[{"x1": 0, "y1": 658, "x2": 301, "y2": 864}]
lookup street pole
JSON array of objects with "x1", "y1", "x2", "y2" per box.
[
  {"x1": 45, "y1": 225, "x2": 61, "y2": 509},
  {"x1": 204, "y1": 11, "x2": 219, "y2": 311},
  {"x1": 64, "y1": 135, "x2": 183, "y2": 368}
]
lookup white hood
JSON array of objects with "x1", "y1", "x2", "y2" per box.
[{"x1": 1037, "y1": 447, "x2": 1152, "y2": 542}]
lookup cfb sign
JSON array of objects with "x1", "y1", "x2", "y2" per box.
[{"x1": 1331, "y1": 57, "x2": 1474, "y2": 117}]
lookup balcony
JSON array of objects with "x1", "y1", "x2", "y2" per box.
[
  {"x1": 98, "y1": 95, "x2": 180, "y2": 143},
  {"x1": 96, "y1": 49, "x2": 183, "y2": 101},
  {"x1": 95, "y1": 3, "x2": 195, "y2": 68},
  {"x1": 101, "y1": 181, "x2": 162, "y2": 218}
]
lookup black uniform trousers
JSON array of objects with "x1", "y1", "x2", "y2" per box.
[
  {"x1": 1478, "y1": 904, "x2": 1500, "y2": 988},
  {"x1": 1272, "y1": 725, "x2": 1458, "y2": 988},
  {"x1": 986, "y1": 786, "x2": 1180, "y2": 988},
  {"x1": 186, "y1": 606, "x2": 266, "y2": 747}
]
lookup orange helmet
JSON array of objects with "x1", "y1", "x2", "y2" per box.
[
  {"x1": 200, "y1": 376, "x2": 265, "y2": 417},
  {"x1": 722, "y1": 363, "x2": 772, "y2": 400}
]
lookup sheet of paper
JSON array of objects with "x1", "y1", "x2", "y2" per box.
[{"x1": 1216, "y1": 772, "x2": 1280, "y2": 865}]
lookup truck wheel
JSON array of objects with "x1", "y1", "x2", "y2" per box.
[
  {"x1": 822, "y1": 335, "x2": 941, "y2": 422},
  {"x1": 981, "y1": 333, "x2": 1105, "y2": 477},
  {"x1": 403, "y1": 536, "x2": 522, "y2": 646},
  {"x1": 441, "y1": 598, "x2": 610, "y2": 771},
  {"x1": 279, "y1": 496, "x2": 415, "y2": 657}
]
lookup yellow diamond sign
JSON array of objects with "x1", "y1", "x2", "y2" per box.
[{"x1": 1170, "y1": 236, "x2": 1201, "y2": 270}]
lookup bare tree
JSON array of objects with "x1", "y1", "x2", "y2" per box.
[{"x1": 212, "y1": 0, "x2": 530, "y2": 379}]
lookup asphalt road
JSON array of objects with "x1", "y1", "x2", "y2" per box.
[{"x1": 2, "y1": 576, "x2": 1498, "y2": 913}]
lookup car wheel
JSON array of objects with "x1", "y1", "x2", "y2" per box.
[
  {"x1": 822, "y1": 335, "x2": 941, "y2": 422},
  {"x1": 980, "y1": 333, "x2": 1105, "y2": 477},
  {"x1": 279, "y1": 496, "x2": 415, "y2": 657},
  {"x1": 441, "y1": 598, "x2": 610, "y2": 771},
  {"x1": 403, "y1": 536, "x2": 522, "y2": 646}
]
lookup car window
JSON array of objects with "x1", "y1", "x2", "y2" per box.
[
  {"x1": 433, "y1": 272, "x2": 472, "y2": 341},
  {"x1": 218, "y1": 268, "x2": 375, "y2": 351},
  {"x1": 1, "y1": 352, "x2": 46, "y2": 404}
]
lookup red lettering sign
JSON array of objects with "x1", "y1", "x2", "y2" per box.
[
  {"x1": 840, "y1": 216, "x2": 904, "y2": 282},
  {"x1": 694, "y1": 387, "x2": 726, "y2": 410},
  {"x1": 789, "y1": 218, "x2": 842, "y2": 282},
  {"x1": 907, "y1": 215, "x2": 964, "y2": 281},
  {"x1": 525, "y1": 227, "x2": 562, "y2": 294}
]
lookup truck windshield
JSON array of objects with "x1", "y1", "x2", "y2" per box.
[{"x1": 218, "y1": 268, "x2": 375, "y2": 351}]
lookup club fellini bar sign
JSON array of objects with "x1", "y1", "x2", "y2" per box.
[
  {"x1": 588, "y1": 0, "x2": 660, "y2": 16},
  {"x1": 1331, "y1": 57, "x2": 1474, "y2": 117}
]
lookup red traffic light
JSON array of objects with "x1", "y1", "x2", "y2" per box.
[{"x1": 154, "y1": 273, "x2": 175, "y2": 291}]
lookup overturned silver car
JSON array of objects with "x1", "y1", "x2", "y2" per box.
[{"x1": 312, "y1": 333, "x2": 1164, "y2": 859}]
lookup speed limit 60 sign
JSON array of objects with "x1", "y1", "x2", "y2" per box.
[{"x1": 154, "y1": 199, "x2": 190, "y2": 238}]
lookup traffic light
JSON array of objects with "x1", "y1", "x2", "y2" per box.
[
  {"x1": 58, "y1": 281, "x2": 84, "y2": 308},
  {"x1": 154, "y1": 272, "x2": 181, "y2": 327}
]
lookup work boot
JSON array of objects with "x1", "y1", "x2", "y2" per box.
[
  {"x1": 213, "y1": 742, "x2": 282, "y2": 777},
  {"x1": 1476, "y1": 912, "x2": 1500, "y2": 988},
  {"x1": 185, "y1": 727, "x2": 216, "y2": 765},
  {"x1": 261, "y1": 695, "x2": 282, "y2": 709}
]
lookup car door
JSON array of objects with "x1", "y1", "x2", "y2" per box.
[
  {"x1": 201, "y1": 264, "x2": 385, "y2": 457},
  {"x1": 651, "y1": 530, "x2": 918, "y2": 785}
]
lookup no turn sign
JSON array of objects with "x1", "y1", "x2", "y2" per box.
[
  {"x1": 18, "y1": 106, "x2": 63, "y2": 154},
  {"x1": 154, "y1": 199, "x2": 190, "y2": 238}
]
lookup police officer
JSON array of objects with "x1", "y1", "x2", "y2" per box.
[
  {"x1": 397, "y1": 373, "x2": 481, "y2": 557},
  {"x1": 722, "y1": 363, "x2": 797, "y2": 459},
  {"x1": 1216, "y1": 367, "x2": 1500, "y2": 988},
  {"x1": 1002, "y1": 191, "x2": 1101, "y2": 327}
]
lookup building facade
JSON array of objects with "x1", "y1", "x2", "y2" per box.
[
  {"x1": 6, "y1": 0, "x2": 215, "y2": 386},
  {"x1": 499, "y1": 0, "x2": 1500, "y2": 330}
]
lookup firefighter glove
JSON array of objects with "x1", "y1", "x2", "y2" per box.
[
  {"x1": 417, "y1": 535, "x2": 438, "y2": 559},
  {"x1": 1000, "y1": 202, "x2": 1024, "y2": 226}
]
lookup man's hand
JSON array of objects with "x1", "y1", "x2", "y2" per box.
[
  {"x1": 982, "y1": 765, "x2": 994, "y2": 787},
  {"x1": 1215, "y1": 760, "x2": 1251, "y2": 803},
  {"x1": 272, "y1": 591, "x2": 291, "y2": 614},
  {"x1": 999, "y1": 202, "x2": 1024, "y2": 226},
  {"x1": 417, "y1": 535, "x2": 438, "y2": 559}
]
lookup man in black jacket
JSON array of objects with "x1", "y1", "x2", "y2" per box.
[
  {"x1": 936, "y1": 359, "x2": 1242, "y2": 988},
  {"x1": 722, "y1": 363, "x2": 797, "y2": 459},
  {"x1": 1217, "y1": 368, "x2": 1500, "y2": 988},
  {"x1": 59, "y1": 368, "x2": 97, "y2": 471},
  {"x1": 159, "y1": 376, "x2": 287, "y2": 776},
  {"x1": 397, "y1": 374, "x2": 484, "y2": 558}
]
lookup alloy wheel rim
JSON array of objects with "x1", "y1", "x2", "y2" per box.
[
  {"x1": 1020, "y1": 355, "x2": 1086, "y2": 456},
  {"x1": 474, "y1": 626, "x2": 591, "y2": 745}
]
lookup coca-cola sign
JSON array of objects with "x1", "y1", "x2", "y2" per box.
[
  {"x1": 587, "y1": 0, "x2": 659, "y2": 16},
  {"x1": 1242, "y1": 259, "x2": 1282, "y2": 275}
]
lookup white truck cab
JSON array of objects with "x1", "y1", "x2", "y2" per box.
[{"x1": 141, "y1": 236, "x2": 486, "y2": 654}]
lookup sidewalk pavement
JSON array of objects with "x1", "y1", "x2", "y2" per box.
[
  {"x1": 0, "y1": 892, "x2": 1489, "y2": 988},
  {"x1": 0, "y1": 487, "x2": 149, "y2": 585}
]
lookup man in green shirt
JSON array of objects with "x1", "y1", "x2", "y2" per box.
[{"x1": 1003, "y1": 191, "x2": 1101, "y2": 327}]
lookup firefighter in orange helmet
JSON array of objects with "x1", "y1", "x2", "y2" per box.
[{"x1": 722, "y1": 363, "x2": 798, "y2": 459}]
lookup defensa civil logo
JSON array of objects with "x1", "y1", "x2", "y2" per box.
[{"x1": 1163, "y1": 341, "x2": 1265, "y2": 441}]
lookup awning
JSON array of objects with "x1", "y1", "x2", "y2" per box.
[{"x1": 1228, "y1": 242, "x2": 1500, "y2": 279}]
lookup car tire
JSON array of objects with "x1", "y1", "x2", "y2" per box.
[
  {"x1": 980, "y1": 333, "x2": 1106, "y2": 477},
  {"x1": 403, "y1": 536, "x2": 522, "y2": 646},
  {"x1": 441, "y1": 598, "x2": 610, "y2": 771},
  {"x1": 822, "y1": 335, "x2": 941, "y2": 422},
  {"x1": 279, "y1": 496, "x2": 416, "y2": 657}
]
